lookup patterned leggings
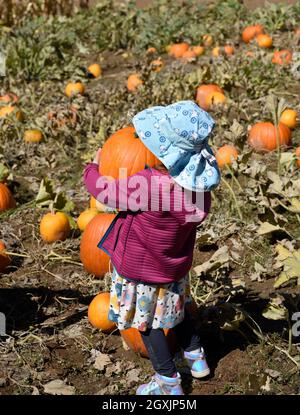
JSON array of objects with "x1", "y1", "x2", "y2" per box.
[{"x1": 140, "y1": 309, "x2": 201, "y2": 377}]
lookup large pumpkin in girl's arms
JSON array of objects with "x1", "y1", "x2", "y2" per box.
[
  {"x1": 80, "y1": 213, "x2": 116, "y2": 278},
  {"x1": 99, "y1": 126, "x2": 159, "y2": 179}
]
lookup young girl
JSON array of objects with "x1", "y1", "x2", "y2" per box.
[{"x1": 83, "y1": 100, "x2": 220, "y2": 395}]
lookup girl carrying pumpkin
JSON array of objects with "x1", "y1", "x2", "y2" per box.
[{"x1": 83, "y1": 100, "x2": 220, "y2": 395}]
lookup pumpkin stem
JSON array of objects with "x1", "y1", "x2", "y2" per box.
[{"x1": 49, "y1": 201, "x2": 55, "y2": 215}]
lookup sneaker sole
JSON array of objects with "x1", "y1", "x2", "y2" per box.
[{"x1": 191, "y1": 368, "x2": 210, "y2": 378}]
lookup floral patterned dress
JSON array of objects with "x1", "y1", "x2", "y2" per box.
[{"x1": 108, "y1": 267, "x2": 192, "y2": 331}]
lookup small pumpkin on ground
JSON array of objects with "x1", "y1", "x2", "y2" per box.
[
  {"x1": 127, "y1": 74, "x2": 143, "y2": 92},
  {"x1": 65, "y1": 82, "x2": 85, "y2": 98},
  {"x1": 242, "y1": 24, "x2": 264, "y2": 43},
  {"x1": 87, "y1": 63, "x2": 102, "y2": 78},
  {"x1": 202, "y1": 34, "x2": 213, "y2": 46},
  {"x1": 192, "y1": 46, "x2": 205, "y2": 56},
  {"x1": 150, "y1": 58, "x2": 164, "y2": 72},
  {"x1": 88, "y1": 292, "x2": 116, "y2": 333},
  {"x1": 0, "y1": 93, "x2": 19, "y2": 104},
  {"x1": 212, "y1": 47, "x2": 220, "y2": 57},
  {"x1": 272, "y1": 50, "x2": 292, "y2": 65},
  {"x1": 279, "y1": 109, "x2": 298, "y2": 129},
  {"x1": 40, "y1": 211, "x2": 71, "y2": 243},
  {"x1": 168, "y1": 43, "x2": 189, "y2": 58},
  {"x1": 24, "y1": 130, "x2": 42, "y2": 143},
  {"x1": 216, "y1": 145, "x2": 238, "y2": 168},
  {"x1": 196, "y1": 84, "x2": 224, "y2": 111},
  {"x1": 205, "y1": 91, "x2": 227, "y2": 110},
  {"x1": 0, "y1": 182, "x2": 16, "y2": 212},
  {"x1": 90, "y1": 196, "x2": 107, "y2": 212},
  {"x1": 224, "y1": 45, "x2": 235, "y2": 55},
  {"x1": 77, "y1": 208, "x2": 99, "y2": 231},
  {"x1": 146, "y1": 47, "x2": 157, "y2": 54},
  {"x1": 248, "y1": 122, "x2": 291, "y2": 152},
  {"x1": 255, "y1": 34, "x2": 273, "y2": 48},
  {"x1": 181, "y1": 48, "x2": 197, "y2": 61},
  {"x1": 0, "y1": 106, "x2": 23, "y2": 121}
]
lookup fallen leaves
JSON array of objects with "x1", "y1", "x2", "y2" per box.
[
  {"x1": 194, "y1": 246, "x2": 230, "y2": 275},
  {"x1": 273, "y1": 244, "x2": 300, "y2": 288},
  {"x1": 43, "y1": 379, "x2": 75, "y2": 395},
  {"x1": 93, "y1": 353, "x2": 112, "y2": 371},
  {"x1": 262, "y1": 295, "x2": 289, "y2": 320}
]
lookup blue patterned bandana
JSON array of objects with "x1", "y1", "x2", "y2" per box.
[{"x1": 132, "y1": 100, "x2": 220, "y2": 192}]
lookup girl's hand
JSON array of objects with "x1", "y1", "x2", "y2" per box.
[{"x1": 93, "y1": 148, "x2": 102, "y2": 165}]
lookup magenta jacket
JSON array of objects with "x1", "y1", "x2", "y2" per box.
[{"x1": 83, "y1": 163, "x2": 211, "y2": 284}]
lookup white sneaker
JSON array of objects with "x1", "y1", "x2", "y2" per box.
[{"x1": 183, "y1": 347, "x2": 210, "y2": 378}]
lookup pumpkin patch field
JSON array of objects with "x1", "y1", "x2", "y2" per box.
[{"x1": 0, "y1": 0, "x2": 300, "y2": 395}]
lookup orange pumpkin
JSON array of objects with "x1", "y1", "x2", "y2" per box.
[
  {"x1": 255, "y1": 34, "x2": 273, "y2": 48},
  {"x1": 0, "y1": 183, "x2": 16, "y2": 212},
  {"x1": 205, "y1": 91, "x2": 227, "y2": 109},
  {"x1": 248, "y1": 122, "x2": 291, "y2": 152},
  {"x1": 90, "y1": 196, "x2": 107, "y2": 212},
  {"x1": 146, "y1": 47, "x2": 157, "y2": 54},
  {"x1": 280, "y1": 109, "x2": 298, "y2": 129},
  {"x1": 216, "y1": 145, "x2": 238, "y2": 168},
  {"x1": 242, "y1": 24, "x2": 264, "y2": 43},
  {"x1": 150, "y1": 58, "x2": 164, "y2": 72},
  {"x1": 80, "y1": 213, "x2": 116, "y2": 278},
  {"x1": 99, "y1": 126, "x2": 159, "y2": 179},
  {"x1": 296, "y1": 147, "x2": 300, "y2": 168},
  {"x1": 272, "y1": 50, "x2": 292, "y2": 65},
  {"x1": 120, "y1": 327, "x2": 180, "y2": 358},
  {"x1": 212, "y1": 46, "x2": 220, "y2": 57},
  {"x1": 181, "y1": 48, "x2": 197, "y2": 61},
  {"x1": 88, "y1": 292, "x2": 116, "y2": 333},
  {"x1": 24, "y1": 129, "x2": 42, "y2": 143},
  {"x1": 203, "y1": 34, "x2": 213, "y2": 46},
  {"x1": 127, "y1": 74, "x2": 143, "y2": 92},
  {"x1": 224, "y1": 45, "x2": 235, "y2": 55},
  {"x1": 168, "y1": 43, "x2": 189, "y2": 58},
  {"x1": 0, "y1": 93, "x2": 19, "y2": 104},
  {"x1": 40, "y1": 212, "x2": 71, "y2": 243},
  {"x1": 65, "y1": 82, "x2": 85, "y2": 98},
  {"x1": 77, "y1": 208, "x2": 99, "y2": 231},
  {"x1": 87, "y1": 63, "x2": 102, "y2": 78},
  {"x1": 196, "y1": 84, "x2": 224, "y2": 111},
  {"x1": 0, "y1": 241, "x2": 11, "y2": 273},
  {"x1": 192, "y1": 46, "x2": 205, "y2": 56},
  {"x1": 0, "y1": 106, "x2": 23, "y2": 121}
]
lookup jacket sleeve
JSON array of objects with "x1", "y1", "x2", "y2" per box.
[{"x1": 83, "y1": 163, "x2": 151, "y2": 211}]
